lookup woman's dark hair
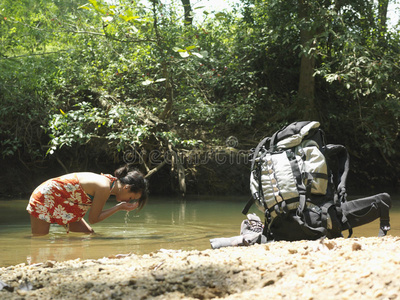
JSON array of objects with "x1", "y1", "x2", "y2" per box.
[{"x1": 114, "y1": 165, "x2": 149, "y2": 210}]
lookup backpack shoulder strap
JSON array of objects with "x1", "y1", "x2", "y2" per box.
[
  {"x1": 244, "y1": 136, "x2": 271, "y2": 215},
  {"x1": 250, "y1": 136, "x2": 270, "y2": 170},
  {"x1": 323, "y1": 144, "x2": 350, "y2": 203},
  {"x1": 242, "y1": 197, "x2": 256, "y2": 215}
]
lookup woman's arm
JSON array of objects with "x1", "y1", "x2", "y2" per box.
[
  {"x1": 89, "y1": 200, "x2": 139, "y2": 224},
  {"x1": 87, "y1": 183, "x2": 139, "y2": 224},
  {"x1": 77, "y1": 172, "x2": 139, "y2": 224}
]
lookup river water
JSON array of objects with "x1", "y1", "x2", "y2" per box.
[{"x1": 1, "y1": 194, "x2": 399, "y2": 267}]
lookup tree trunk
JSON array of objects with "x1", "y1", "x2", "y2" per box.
[
  {"x1": 181, "y1": 0, "x2": 193, "y2": 26},
  {"x1": 298, "y1": 0, "x2": 318, "y2": 121},
  {"x1": 377, "y1": 0, "x2": 389, "y2": 44},
  {"x1": 152, "y1": 0, "x2": 174, "y2": 120},
  {"x1": 159, "y1": 65, "x2": 173, "y2": 120}
]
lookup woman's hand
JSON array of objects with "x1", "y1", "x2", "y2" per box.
[{"x1": 116, "y1": 201, "x2": 139, "y2": 212}]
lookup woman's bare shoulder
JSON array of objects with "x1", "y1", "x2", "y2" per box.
[{"x1": 75, "y1": 172, "x2": 110, "y2": 189}]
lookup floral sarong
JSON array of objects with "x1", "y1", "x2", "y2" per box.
[{"x1": 27, "y1": 174, "x2": 95, "y2": 225}]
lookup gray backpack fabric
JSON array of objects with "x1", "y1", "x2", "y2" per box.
[{"x1": 243, "y1": 121, "x2": 349, "y2": 240}]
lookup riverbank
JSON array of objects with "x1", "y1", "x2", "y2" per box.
[{"x1": 1, "y1": 236, "x2": 399, "y2": 299}]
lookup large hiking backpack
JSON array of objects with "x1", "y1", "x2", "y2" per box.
[
  {"x1": 209, "y1": 121, "x2": 392, "y2": 249},
  {"x1": 243, "y1": 121, "x2": 350, "y2": 240}
]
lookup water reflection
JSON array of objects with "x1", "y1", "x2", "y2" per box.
[{"x1": 0, "y1": 195, "x2": 399, "y2": 267}]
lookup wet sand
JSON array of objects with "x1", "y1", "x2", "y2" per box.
[{"x1": 1, "y1": 235, "x2": 399, "y2": 299}]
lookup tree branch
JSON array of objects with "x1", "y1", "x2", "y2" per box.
[
  {"x1": 144, "y1": 160, "x2": 167, "y2": 178},
  {"x1": 0, "y1": 50, "x2": 69, "y2": 60}
]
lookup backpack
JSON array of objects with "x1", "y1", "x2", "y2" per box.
[
  {"x1": 209, "y1": 121, "x2": 392, "y2": 249},
  {"x1": 243, "y1": 121, "x2": 350, "y2": 241}
]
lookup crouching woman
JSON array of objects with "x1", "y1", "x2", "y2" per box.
[{"x1": 26, "y1": 165, "x2": 148, "y2": 235}]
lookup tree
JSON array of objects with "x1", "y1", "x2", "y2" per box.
[
  {"x1": 297, "y1": 0, "x2": 318, "y2": 120},
  {"x1": 0, "y1": 0, "x2": 398, "y2": 196},
  {"x1": 181, "y1": 0, "x2": 193, "y2": 26},
  {"x1": 377, "y1": 0, "x2": 389, "y2": 45}
]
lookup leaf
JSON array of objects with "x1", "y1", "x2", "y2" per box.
[
  {"x1": 102, "y1": 16, "x2": 113, "y2": 22},
  {"x1": 78, "y1": 5, "x2": 91, "y2": 10},
  {"x1": 141, "y1": 79, "x2": 153, "y2": 85},
  {"x1": 119, "y1": 14, "x2": 139, "y2": 22},
  {"x1": 215, "y1": 12, "x2": 227, "y2": 20},
  {"x1": 192, "y1": 52, "x2": 203, "y2": 58},
  {"x1": 186, "y1": 45, "x2": 197, "y2": 51},
  {"x1": 130, "y1": 25, "x2": 138, "y2": 33},
  {"x1": 125, "y1": 16, "x2": 140, "y2": 22},
  {"x1": 200, "y1": 50, "x2": 209, "y2": 58},
  {"x1": 179, "y1": 51, "x2": 190, "y2": 58},
  {"x1": 88, "y1": 0, "x2": 106, "y2": 13}
]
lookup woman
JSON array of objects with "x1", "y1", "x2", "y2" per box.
[{"x1": 27, "y1": 165, "x2": 148, "y2": 235}]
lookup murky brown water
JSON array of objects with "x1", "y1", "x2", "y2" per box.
[{"x1": 1, "y1": 194, "x2": 399, "y2": 267}]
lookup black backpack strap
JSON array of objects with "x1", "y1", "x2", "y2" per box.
[
  {"x1": 242, "y1": 197, "x2": 255, "y2": 215},
  {"x1": 323, "y1": 144, "x2": 350, "y2": 203},
  {"x1": 244, "y1": 136, "x2": 270, "y2": 215},
  {"x1": 334, "y1": 145, "x2": 349, "y2": 203},
  {"x1": 250, "y1": 136, "x2": 270, "y2": 170},
  {"x1": 269, "y1": 130, "x2": 280, "y2": 151},
  {"x1": 340, "y1": 193, "x2": 392, "y2": 238},
  {"x1": 378, "y1": 195, "x2": 391, "y2": 237},
  {"x1": 335, "y1": 206, "x2": 353, "y2": 237},
  {"x1": 292, "y1": 214, "x2": 328, "y2": 238},
  {"x1": 286, "y1": 150, "x2": 308, "y2": 214},
  {"x1": 286, "y1": 147, "x2": 329, "y2": 238},
  {"x1": 320, "y1": 202, "x2": 334, "y2": 229}
]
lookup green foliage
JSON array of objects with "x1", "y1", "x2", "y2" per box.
[
  {"x1": 0, "y1": 55, "x2": 56, "y2": 159},
  {"x1": 0, "y1": 0, "x2": 399, "y2": 189},
  {"x1": 47, "y1": 101, "x2": 150, "y2": 153},
  {"x1": 314, "y1": 6, "x2": 400, "y2": 167}
]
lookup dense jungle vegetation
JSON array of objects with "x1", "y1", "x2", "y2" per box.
[{"x1": 0, "y1": 0, "x2": 399, "y2": 198}]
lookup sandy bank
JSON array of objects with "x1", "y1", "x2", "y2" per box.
[{"x1": 1, "y1": 236, "x2": 400, "y2": 299}]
